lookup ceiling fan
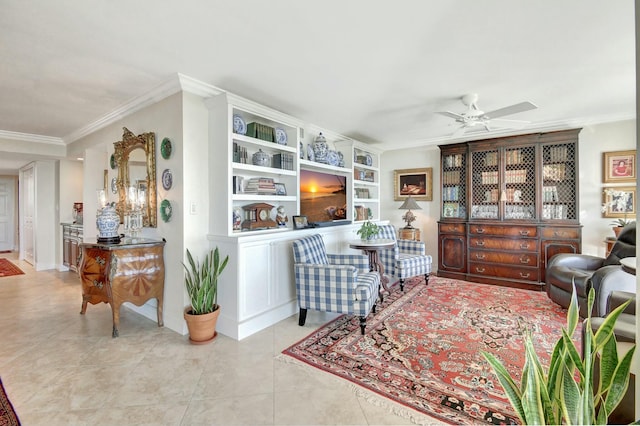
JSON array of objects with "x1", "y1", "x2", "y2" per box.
[{"x1": 436, "y1": 93, "x2": 537, "y2": 138}]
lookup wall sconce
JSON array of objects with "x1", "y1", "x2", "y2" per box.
[{"x1": 399, "y1": 196, "x2": 421, "y2": 229}]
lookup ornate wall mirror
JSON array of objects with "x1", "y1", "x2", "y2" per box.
[{"x1": 114, "y1": 127, "x2": 157, "y2": 227}]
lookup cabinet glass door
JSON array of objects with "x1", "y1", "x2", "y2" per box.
[
  {"x1": 541, "y1": 142, "x2": 577, "y2": 220},
  {"x1": 470, "y1": 149, "x2": 499, "y2": 219}
]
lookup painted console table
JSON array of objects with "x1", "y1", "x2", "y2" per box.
[{"x1": 78, "y1": 238, "x2": 166, "y2": 337}]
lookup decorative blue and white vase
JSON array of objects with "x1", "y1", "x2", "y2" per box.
[
  {"x1": 252, "y1": 149, "x2": 271, "y2": 167},
  {"x1": 96, "y1": 205, "x2": 120, "y2": 241},
  {"x1": 313, "y1": 132, "x2": 328, "y2": 163}
]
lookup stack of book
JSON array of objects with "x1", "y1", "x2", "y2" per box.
[
  {"x1": 246, "y1": 122, "x2": 274, "y2": 142},
  {"x1": 272, "y1": 153, "x2": 294, "y2": 170},
  {"x1": 233, "y1": 143, "x2": 248, "y2": 163},
  {"x1": 244, "y1": 177, "x2": 276, "y2": 194}
]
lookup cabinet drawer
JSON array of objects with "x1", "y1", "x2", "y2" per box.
[
  {"x1": 468, "y1": 249, "x2": 538, "y2": 267},
  {"x1": 469, "y1": 262, "x2": 539, "y2": 282},
  {"x1": 469, "y1": 224, "x2": 537, "y2": 237},
  {"x1": 541, "y1": 227, "x2": 580, "y2": 240},
  {"x1": 439, "y1": 222, "x2": 465, "y2": 234},
  {"x1": 469, "y1": 236, "x2": 538, "y2": 252}
]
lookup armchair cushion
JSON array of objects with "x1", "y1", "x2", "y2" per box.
[
  {"x1": 293, "y1": 234, "x2": 329, "y2": 265},
  {"x1": 603, "y1": 221, "x2": 636, "y2": 266}
]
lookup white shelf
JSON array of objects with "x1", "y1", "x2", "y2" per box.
[
  {"x1": 354, "y1": 179, "x2": 379, "y2": 186},
  {"x1": 233, "y1": 194, "x2": 296, "y2": 202},
  {"x1": 232, "y1": 163, "x2": 297, "y2": 176},
  {"x1": 354, "y1": 198, "x2": 379, "y2": 203},
  {"x1": 232, "y1": 134, "x2": 297, "y2": 154},
  {"x1": 299, "y1": 159, "x2": 351, "y2": 174}
]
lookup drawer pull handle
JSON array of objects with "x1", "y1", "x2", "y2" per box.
[
  {"x1": 476, "y1": 240, "x2": 485, "y2": 247},
  {"x1": 520, "y1": 243, "x2": 529, "y2": 249},
  {"x1": 447, "y1": 227, "x2": 456, "y2": 232},
  {"x1": 476, "y1": 267, "x2": 485, "y2": 273},
  {"x1": 476, "y1": 254, "x2": 486, "y2": 260},
  {"x1": 520, "y1": 257, "x2": 531, "y2": 264},
  {"x1": 520, "y1": 230, "x2": 530, "y2": 236},
  {"x1": 519, "y1": 272, "x2": 530, "y2": 278},
  {"x1": 476, "y1": 228, "x2": 485, "y2": 234},
  {"x1": 553, "y1": 231, "x2": 566, "y2": 237}
]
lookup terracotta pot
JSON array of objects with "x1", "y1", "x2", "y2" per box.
[
  {"x1": 613, "y1": 226, "x2": 624, "y2": 238},
  {"x1": 184, "y1": 306, "x2": 220, "y2": 344}
]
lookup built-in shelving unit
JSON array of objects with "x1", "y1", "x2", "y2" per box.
[{"x1": 206, "y1": 93, "x2": 303, "y2": 237}]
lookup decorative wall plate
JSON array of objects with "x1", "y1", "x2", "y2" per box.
[
  {"x1": 160, "y1": 199, "x2": 172, "y2": 222},
  {"x1": 162, "y1": 169, "x2": 173, "y2": 190},
  {"x1": 111, "y1": 177, "x2": 118, "y2": 194},
  {"x1": 233, "y1": 114, "x2": 246, "y2": 135},
  {"x1": 274, "y1": 127, "x2": 287, "y2": 145},
  {"x1": 110, "y1": 154, "x2": 116, "y2": 170},
  {"x1": 161, "y1": 137, "x2": 172, "y2": 159}
]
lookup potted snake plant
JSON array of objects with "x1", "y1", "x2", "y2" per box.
[
  {"x1": 183, "y1": 247, "x2": 229, "y2": 344},
  {"x1": 483, "y1": 285, "x2": 635, "y2": 425}
]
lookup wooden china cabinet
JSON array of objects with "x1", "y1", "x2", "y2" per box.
[{"x1": 438, "y1": 129, "x2": 582, "y2": 290}]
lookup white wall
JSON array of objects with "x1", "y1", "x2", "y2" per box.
[
  {"x1": 34, "y1": 160, "x2": 57, "y2": 270},
  {"x1": 380, "y1": 146, "x2": 441, "y2": 263},
  {"x1": 58, "y1": 159, "x2": 84, "y2": 269},
  {"x1": 379, "y1": 120, "x2": 636, "y2": 268},
  {"x1": 578, "y1": 120, "x2": 636, "y2": 256},
  {"x1": 67, "y1": 93, "x2": 187, "y2": 334}
]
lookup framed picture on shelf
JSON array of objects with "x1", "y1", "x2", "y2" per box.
[
  {"x1": 394, "y1": 168, "x2": 433, "y2": 201},
  {"x1": 602, "y1": 186, "x2": 636, "y2": 218},
  {"x1": 292, "y1": 215, "x2": 309, "y2": 229},
  {"x1": 603, "y1": 150, "x2": 636, "y2": 183},
  {"x1": 275, "y1": 183, "x2": 287, "y2": 196}
]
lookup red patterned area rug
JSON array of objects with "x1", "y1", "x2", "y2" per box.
[
  {"x1": 0, "y1": 379, "x2": 20, "y2": 426},
  {"x1": 282, "y1": 277, "x2": 572, "y2": 425},
  {"x1": 0, "y1": 259, "x2": 24, "y2": 278}
]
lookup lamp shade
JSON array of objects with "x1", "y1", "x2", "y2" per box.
[{"x1": 399, "y1": 196, "x2": 421, "y2": 211}]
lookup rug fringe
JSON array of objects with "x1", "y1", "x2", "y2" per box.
[{"x1": 275, "y1": 353, "x2": 446, "y2": 426}]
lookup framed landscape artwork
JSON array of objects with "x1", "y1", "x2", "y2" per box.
[
  {"x1": 603, "y1": 150, "x2": 636, "y2": 183},
  {"x1": 394, "y1": 168, "x2": 433, "y2": 201}
]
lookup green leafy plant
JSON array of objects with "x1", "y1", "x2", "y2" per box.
[
  {"x1": 483, "y1": 286, "x2": 635, "y2": 425},
  {"x1": 609, "y1": 218, "x2": 634, "y2": 227},
  {"x1": 356, "y1": 221, "x2": 379, "y2": 240},
  {"x1": 183, "y1": 247, "x2": 229, "y2": 315}
]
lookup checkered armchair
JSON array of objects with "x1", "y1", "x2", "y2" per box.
[
  {"x1": 375, "y1": 224, "x2": 432, "y2": 291},
  {"x1": 292, "y1": 234, "x2": 380, "y2": 334}
]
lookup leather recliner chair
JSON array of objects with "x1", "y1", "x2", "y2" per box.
[{"x1": 546, "y1": 222, "x2": 636, "y2": 317}]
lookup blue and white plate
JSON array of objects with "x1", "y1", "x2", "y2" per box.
[
  {"x1": 326, "y1": 150, "x2": 340, "y2": 167},
  {"x1": 162, "y1": 169, "x2": 173, "y2": 190},
  {"x1": 365, "y1": 154, "x2": 373, "y2": 166},
  {"x1": 233, "y1": 114, "x2": 246, "y2": 135},
  {"x1": 274, "y1": 127, "x2": 287, "y2": 145}
]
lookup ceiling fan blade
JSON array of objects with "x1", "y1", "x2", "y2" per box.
[
  {"x1": 482, "y1": 101, "x2": 537, "y2": 119},
  {"x1": 436, "y1": 111, "x2": 465, "y2": 120}
]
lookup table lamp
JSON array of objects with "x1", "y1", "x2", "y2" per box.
[{"x1": 399, "y1": 196, "x2": 421, "y2": 229}]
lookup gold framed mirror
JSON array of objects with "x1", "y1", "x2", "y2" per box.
[{"x1": 114, "y1": 127, "x2": 157, "y2": 227}]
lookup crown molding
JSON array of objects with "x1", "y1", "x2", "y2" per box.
[
  {"x1": 64, "y1": 73, "x2": 225, "y2": 144},
  {"x1": 0, "y1": 130, "x2": 64, "y2": 145}
]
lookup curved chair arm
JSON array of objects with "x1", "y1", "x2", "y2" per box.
[
  {"x1": 547, "y1": 252, "x2": 605, "y2": 271},
  {"x1": 607, "y1": 290, "x2": 636, "y2": 315},
  {"x1": 397, "y1": 239, "x2": 426, "y2": 255},
  {"x1": 327, "y1": 253, "x2": 369, "y2": 274},
  {"x1": 590, "y1": 265, "x2": 636, "y2": 316}
]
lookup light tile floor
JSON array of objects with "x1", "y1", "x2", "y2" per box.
[{"x1": 0, "y1": 253, "x2": 443, "y2": 425}]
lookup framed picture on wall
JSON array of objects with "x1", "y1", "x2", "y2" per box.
[
  {"x1": 394, "y1": 168, "x2": 433, "y2": 201},
  {"x1": 602, "y1": 186, "x2": 636, "y2": 218},
  {"x1": 603, "y1": 150, "x2": 636, "y2": 183}
]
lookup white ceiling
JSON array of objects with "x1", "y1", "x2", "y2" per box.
[{"x1": 0, "y1": 1, "x2": 635, "y2": 170}]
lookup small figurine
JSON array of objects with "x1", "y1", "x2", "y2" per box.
[{"x1": 275, "y1": 205, "x2": 288, "y2": 227}]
